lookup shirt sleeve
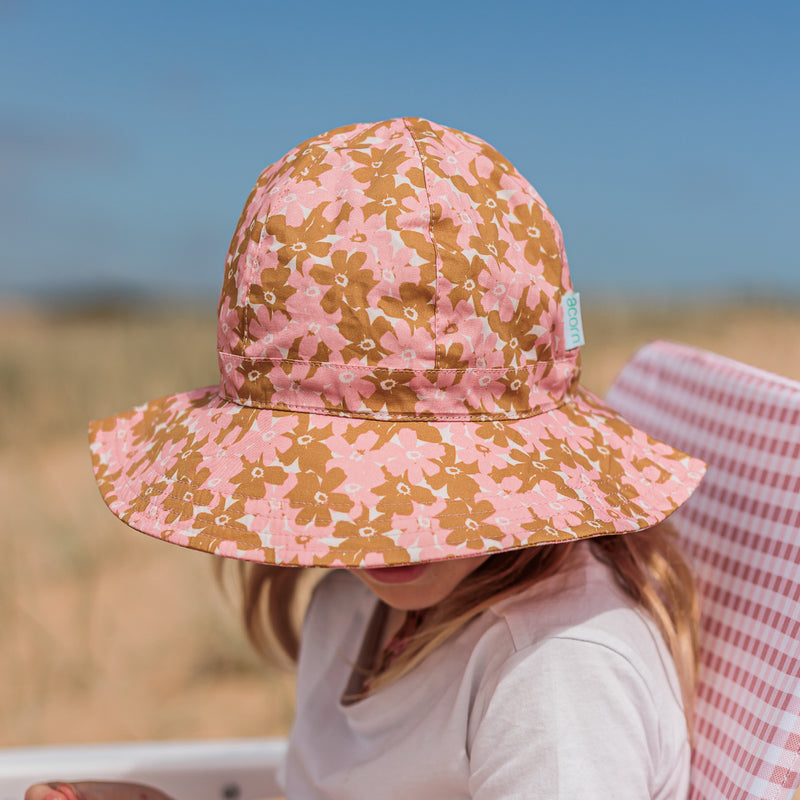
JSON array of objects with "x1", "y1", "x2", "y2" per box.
[{"x1": 467, "y1": 635, "x2": 685, "y2": 800}]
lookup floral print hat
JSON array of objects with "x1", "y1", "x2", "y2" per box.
[{"x1": 89, "y1": 117, "x2": 706, "y2": 568}]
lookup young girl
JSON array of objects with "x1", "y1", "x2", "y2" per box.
[{"x1": 28, "y1": 117, "x2": 706, "y2": 800}]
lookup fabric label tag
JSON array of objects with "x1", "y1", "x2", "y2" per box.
[{"x1": 561, "y1": 291, "x2": 585, "y2": 350}]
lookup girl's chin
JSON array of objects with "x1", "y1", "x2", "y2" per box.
[{"x1": 359, "y1": 563, "x2": 429, "y2": 585}]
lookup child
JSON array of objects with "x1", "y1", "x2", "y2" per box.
[{"x1": 28, "y1": 117, "x2": 706, "y2": 800}]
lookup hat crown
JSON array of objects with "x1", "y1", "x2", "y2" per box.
[{"x1": 216, "y1": 118, "x2": 579, "y2": 421}]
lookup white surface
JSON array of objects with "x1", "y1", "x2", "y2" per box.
[{"x1": 0, "y1": 738, "x2": 287, "y2": 800}]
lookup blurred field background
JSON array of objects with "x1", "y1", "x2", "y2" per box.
[{"x1": 2, "y1": 295, "x2": 800, "y2": 748}]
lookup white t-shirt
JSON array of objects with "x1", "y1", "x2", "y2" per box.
[{"x1": 282, "y1": 542, "x2": 690, "y2": 799}]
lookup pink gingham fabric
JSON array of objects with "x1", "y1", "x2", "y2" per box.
[{"x1": 607, "y1": 340, "x2": 800, "y2": 800}]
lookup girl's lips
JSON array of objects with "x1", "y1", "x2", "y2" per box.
[{"x1": 360, "y1": 563, "x2": 429, "y2": 585}]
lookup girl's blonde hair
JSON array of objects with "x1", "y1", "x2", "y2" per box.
[{"x1": 228, "y1": 521, "x2": 699, "y2": 731}]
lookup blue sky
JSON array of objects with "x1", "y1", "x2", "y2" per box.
[{"x1": 1, "y1": 0, "x2": 798, "y2": 304}]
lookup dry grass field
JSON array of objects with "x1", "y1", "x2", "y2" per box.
[{"x1": 2, "y1": 296, "x2": 800, "y2": 748}]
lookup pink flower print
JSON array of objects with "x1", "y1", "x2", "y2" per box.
[
  {"x1": 571, "y1": 478, "x2": 618, "y2": 525},
  {"x1": 151, "y1": 435, "x2": 188, "y2": 478},
  {"x1": 330, "y1": 422, "x2": 393, "y2": 469},
  {"x1": 435, "y1": 297, "x2": 486, "y2": 361},
  {"x1": 283, "y1": 293, "x2": 347, "y2": 361},
  {"x1": 342, "y1": 482, "x2": 384, "y2": 521},
  {"x1": 195, "y1": 497, "x2": 251, "y2": 534},
  {"x1": 276, "y1": 179, "x2": 326, "y2": 228},
  {"x1": 560, "y1": 462, "x2": 604, "y2": 491},
  {"x1": 439, "y1": 421, "x2": 477, "y2": 457},
  {"x1": 394, "y1": 500, "x2": 452, "y2": 562},
  {"x1": 216, "y1": 539, "x2": 243, "y2": 560},
  {"x1": 473, "y1": 419, "x2": 526, "y2": 449},
  {"x1": 372, "y1": 233, "x2": 424, "y2": 288},
  {"x1": 620, "y1": 471, "x2": 675, "y2": 516},
  {"x1": 361, "y1": 183, "x2": 418, "y2": 229},
  {"x1": 336, "y1": 422, "x2": 382, "y2": 448},
  {"x1": 268, "y1": 361, "x2": 318, "y2": 408},
  {"x1": 537, "y1": 432, "x2": 596, "y2": 472},
  {"x1": 324, "y1": 430, "x2": 383, "y2": 495},
  {"x1": 359, "y1": 550, "x2": 389, "y2": 568},
  {"x1": 322, "y1": 363, "x2": 376, "y2": 411},
  {"x1": 238, "y1": 547, "x2": 268, "y2": 564},
  {"x1": 473, "y1": 152, "x2": 495, "y2": 181},
  {"x1": 471, "y1": 440, "x2": 510, "y2": 474},
  {"x1": 410, "y1": 370, "x2": 464, "y2": 415},
  {"x1": 211, "y1": 408, "x2": 294, "y2": 460},
  {"x1": 456, "y1": 369, "x2": 506, "y2": 413},
  {"x1": 472, "y1": 470, "x2": 524, "y2": 501},
  {"x1": 498, "y1": 474, "x2": 523, "y2": 493},
  {"x1": 558, "y1": 427, "x2": 597, "y2": 456},
  {"x1": 502, "y1": 172, "x2": 547, "y2": 208},
  {"x1": 217, "y1": 295, "x2": 241, "y2": 353},
  {"x1": 662, "y1": 454, "x2": 705, "y2": 489},
  {"x1": 529, "y1": 480, "x2": 584, "y2": 532},
  {"x1": 433, "y1": 146, "x2": 476, "y2": 182},
  {"x1": 379, "y1": 320, "x2": 436, "y2": 369},
  {"x1": 639, "y1": 464, "x2": 665, "y2": 484},
  {"x1": 430, "y1": 177, "x2": 479, "y2": 241},
  {"x1": 366, "y1": 247, "x2": 424, "y2": 316},
  {"x1": 469, "y1": 331, "x2": 505, "y2": 371},
  {"x1": 395, "y1": 192, "x2": 432, "y2": 233},
  {"x1": 582, "y1": 416, "x2": 632, "y2": 454},
  {"x1": 443, "y1": 424, "x2": 506, "y2": 474},
  {"x1": 349, "y1": 143, "x2": 410, "y2": 189},
  {"x1": 247, "y1": 306, "x2": 296, "y2": 360},
  {"x1": 627, "y1": 427, "x2": 678, "y2": 461},
  {"x1": 377, "y1": 428, "x2": 445, "y2": 484},
  {"x1": 447, "y1": 296, "x2": 482, "y2": 334},
  {"x1": 333, "y1": 209, "x2": 394, "y2": 276},
  {"x1": 254, "y1": 506, "x2": 329, "y2": 566},
  {"x1": 287, "y1": 467, "x2": 351, "y2": 529},
  {"x1": 479, "y1": 258, "x2": 525, "y2": 323},
  {"x1": 274, "y1": 530, "x2": 333, "y2": 567},
  {"x1": 273, "y1": 204, "x2": 333, "y2": 270},
  {"x1": 318, "y1": 158, "x2": 370, "y2": 220}
]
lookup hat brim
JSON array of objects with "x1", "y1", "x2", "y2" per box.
[{"x1": 88, "y1": 385, "x2": 705, "y2": 567}]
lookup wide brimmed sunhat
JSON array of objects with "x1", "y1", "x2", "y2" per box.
[{"x1": 89, "y1": 117, "x2": 706, "y2": 567}]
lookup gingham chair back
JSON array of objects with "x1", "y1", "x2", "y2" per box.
[{"x1": 606, "y1": 340, "x2": 800, "y2": 800}]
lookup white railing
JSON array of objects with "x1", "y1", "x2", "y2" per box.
[{"x1": 0, "y1": 738, "x2": 287, "y2": 800}]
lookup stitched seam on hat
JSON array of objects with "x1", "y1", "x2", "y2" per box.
[
  {"x1": 219, "y1": 351, "x2": 577, "y2": 373},
  {"x1": 144, "y1": 487, "x2": 649, "y2": 529},
  {"x1": 403, "y1": 117, "x2": 440, "y2": 370},
  {"x1": 213, "y1": 401, "x2": 561, "y2": 421},
  {"x1": 243, "y1": 256, "x2": 254, "y2": 351},
  {"x1": 148, "y1": 530, "x2": 645, "y2": 562},
  {"x1": 136, "y1": 472, "x2": 642, "y2": 507},
  {"x1": 148, "y1": 524, "x2": 604, "y2": 559},
  {"x1": 216, "y1": 384, "x2": 574, "y2": 419},
  {"x1": 217, "y1": 384, "x2": 571, "y2": 418},
  {"x1": 130, "y1": 498, "x2": 663, "y2": 559}
]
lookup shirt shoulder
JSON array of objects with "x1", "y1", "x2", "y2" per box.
[
  {"x1": 467, "y1": 544, "x2": 689, "y2": 798},
  {"x1": 488, "y1": 543, "x2": 660, "y2": 661},
  {"x1": 469, "y1": 543, "x2": 687, "y2": 750}
]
